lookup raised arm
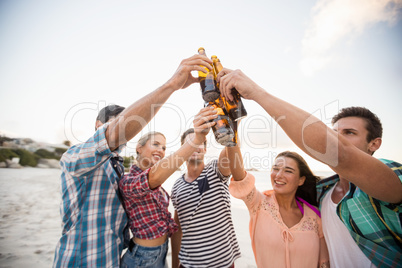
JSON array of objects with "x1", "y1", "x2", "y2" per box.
[
  {"x1": 147, "y1": 107, "x2": 217, "y2": 189},
  {"x1": 225, "y1": 124, "x2": 247, "y2": 181},
  {"x1": 106, "y1": 55, "x2": 213, "y2": 151},
  {"x1": 218, "y1": 69, "x2": 402, "y2": 203}
]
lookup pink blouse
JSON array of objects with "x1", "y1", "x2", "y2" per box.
[{"x1": 230, "y1": 172, "x2": 325, "y2": 268}]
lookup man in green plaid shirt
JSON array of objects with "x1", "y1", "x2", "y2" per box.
[
  {"x1": 316, "y1": 107, "x2": 401, "y2": 268},
  {"x1": 216, "y1": 69, "x2": 402, "y2": 268}
]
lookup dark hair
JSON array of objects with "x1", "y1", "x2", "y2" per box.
[
  {"x1": 96, "y1": 104, "x2": 125, "y2": 123},
  {"x1": 276, "y1": 151, "x2": 319, "y2": 206},
  {"x1": 331, "y1": 106, "x2": 382, "y2": 143},
  {"x1": 181, "y1": 128, "x2": 207, "y2": 146}
]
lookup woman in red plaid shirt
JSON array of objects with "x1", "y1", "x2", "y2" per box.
[{"x1": 119, "y1": 106, "x2": 217, "y2": 268}]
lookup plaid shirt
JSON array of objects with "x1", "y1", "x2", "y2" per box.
[
  {"x1": 119, "y1": 164, "x2": 178, "y2": 240},
  {"x1": 317, "y1": 158, "x2": 402, "y2": 268},
  {"x1": 53, "y1": 124, "x2": 129, "y2": 268}
]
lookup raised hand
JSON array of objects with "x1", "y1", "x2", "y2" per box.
[
  {"x1": 217, "y1": 68, "x2": 265, "y2": 102},
  {"x1": 166, "y1": 54, "x2": 213, "y2": 91},
  {"x1": 192, "y1": 106, "x2": 217, "y2": 145}
]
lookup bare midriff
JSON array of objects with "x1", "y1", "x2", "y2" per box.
[{"x1": 133, "y1": 233, "x2": 168, "y2": 247}]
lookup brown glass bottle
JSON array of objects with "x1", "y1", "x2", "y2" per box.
[
  {"x1": 206, "y1": 100, "x2": 236, "y2": 147},
  {"x1": 212, "y1": 56, "x2": 247, "y2": 121},
  {"x1": 198, "y1": 48, "x2": 220, "y2": 102}
]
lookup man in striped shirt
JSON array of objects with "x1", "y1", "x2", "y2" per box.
[
  {"x1": 53, "y1": 54, "x2": 214, "y2": 267},
  {"x1": 171, "y1": 128, "x2": 241, "y2": 268}
]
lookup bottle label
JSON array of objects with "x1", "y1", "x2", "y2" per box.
[{"x1": 205, "y1": 78, "x2": 215, "y2": 91}]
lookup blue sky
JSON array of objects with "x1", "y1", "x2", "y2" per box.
[{"x1": 0, "y1": 0, "x2": 401, "y2": 171}]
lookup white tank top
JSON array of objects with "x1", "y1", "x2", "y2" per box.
[{"x1": 321, "y1": 186, "x2": 376, "y2": 268}]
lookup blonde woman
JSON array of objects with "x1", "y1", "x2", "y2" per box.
[{"x1": 119, "y1": 107, "x2": 217, "y2": 268}]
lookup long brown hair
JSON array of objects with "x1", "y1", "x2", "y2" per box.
[{"x1": 276, "y1": 151, "x2": 319, "y2": 206}]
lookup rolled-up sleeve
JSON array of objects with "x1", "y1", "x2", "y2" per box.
[{"x1": 229, "y1": 172, "x2": 261, "y2": 211}]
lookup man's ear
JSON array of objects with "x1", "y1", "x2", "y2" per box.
[
  {"x1": 95, "y1": 120, "x2": 103, "y2": 130},
  {"x1": 368, "y1": 137, "x2": 382, "y2": 155}
]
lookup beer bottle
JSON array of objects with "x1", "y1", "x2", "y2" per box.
[
  {"x1": 198, "y1": 48, "x2": 220, "y2": 102},
  {"x1": 212, "y1": 56, "x2": 247, "y2": 121},
  {"x1": 206, "y1": 100, "x2": 236, "y2": 147}
]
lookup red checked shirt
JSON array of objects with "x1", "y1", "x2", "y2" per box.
[{"x1": 119, "y1": 164, "x2": 178, "y2": 240}]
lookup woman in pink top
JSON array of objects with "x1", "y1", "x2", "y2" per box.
[{"x1": 228, "y1": 147, "x2": 330, "y2": 268}]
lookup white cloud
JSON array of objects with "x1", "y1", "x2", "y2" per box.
[{"x1": 300, "y1": 0, "x2": 402, "y2": 76}]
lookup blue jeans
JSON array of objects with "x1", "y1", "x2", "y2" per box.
[{"x1": 121, "y1": 239, "x2": 168, "y2": 268}]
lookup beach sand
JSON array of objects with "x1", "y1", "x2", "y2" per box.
[
  {"x1": 0, "y1": 168, "x2": 263, "y2": 268},
  {"x1": 0, "y1": 168, "x2": 61, "y2": 268}
]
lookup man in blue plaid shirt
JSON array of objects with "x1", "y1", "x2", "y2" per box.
[
  {"x1": 53, "y1": 54, "x2": 214, "y2": 267},
  {"x1": 217, "y1": 68, "x2": 402, "y2": 268}
]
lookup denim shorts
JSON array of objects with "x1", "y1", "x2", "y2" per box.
[{"x1": 121, "y1": 239, "x2": 168, "y2": 268}]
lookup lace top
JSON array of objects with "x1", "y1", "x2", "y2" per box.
[{"x1": 230, "y1": 172, "x2": 325, "y2": 268}]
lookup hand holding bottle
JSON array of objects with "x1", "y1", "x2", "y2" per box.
[
  {"x1": 166, "y1": 54, "x2": 213, "y2": 91},
  {"x1": 217, "y1": 68, "x2": 265, "y2": 102},
  {"x1": 191, "y1": 106, "x2": 217, "y2": 145}
]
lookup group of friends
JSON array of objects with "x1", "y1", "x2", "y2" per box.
[{"x1": 52, "y1": 54, "x2": 402, "y2": 268}]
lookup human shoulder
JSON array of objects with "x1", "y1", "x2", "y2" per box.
[
  {"x1": 206, "y1": 159, "x2": 218, "y2": 170},
  {"x1": 122, "y1": 165, "x2": 147, "y2": 181},
  {"x1": 207, "y1": 158, "x2": 230, "y2": 181},
  {"x1": 317, "y1": 174, "x2": 339, "y2": 187},
  {"x1": 119, "y1": 165, "x2": 152, "y2": 194},
  {"x1": 66, "y1": 123, "x2": 112, "y2": 155},
  {"x1": 378, "y1": 158, "x2": 402, "y2": 182},
  {"x1": 60, "y1": 124, "x2": 117, "y2": 177},
  {"x1": 171, "y1": 174, "x2": 185, "y2": 190},
  {"x1": 302, "y1": 201, "x2": 321, "y2": 218}
]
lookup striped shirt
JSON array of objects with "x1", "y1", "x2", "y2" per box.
[
  {"x1": 171, "y1": 160, "x2": 241, "y2": 268},
  {"x1": 53, "y1": 124, "x2": 129, "y2": 268},
  {"x1": 317, "y1": 158, "x2": 402, "y2": 268}
]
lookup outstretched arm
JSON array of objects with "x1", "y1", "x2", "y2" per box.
[
  {"x1": 226, "y1": 126, "x2": 246, "y2": 181},
  {"x1": 148, "y1": 107, "x2": 217, "y2": 189},
  {"x1": 218, "y1": 69, "x2": 402, "y2": 203},
  {"x1": 218, "y1": 121, "x2": 246, "y2": 179},
  {"x1": 106, "y1": 54, "x2": 213, "y2": 151}
]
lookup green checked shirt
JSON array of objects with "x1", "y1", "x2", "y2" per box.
[{"x1": 317, "y1": 158, "x2": 402, "y2": 268}]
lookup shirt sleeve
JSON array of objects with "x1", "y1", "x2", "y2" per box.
[
  {"x1": 119, "y1": 167, "x2": 156, "y2": 198},
  {"x1": 229, "y1": 172, "x2": 261, "y2": 212},
  {"x1": 211, "y1": 159, "x2": 230, "y2": 183},
  {"x1": 171, "y1": 179, "x2": 180, "y2": 210},
  {"x1": 374, "y1": 158, "x2": 402, "y2": 206},
  {"x1": 60, "y1": 123, "x2": 114, "y2": 177}
]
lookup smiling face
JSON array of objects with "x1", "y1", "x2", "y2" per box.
[
  {"x1": 270, "y1": 156, "x2": 306, "y2": 196},
  {"x1": 136, "y1": 134, "x2": 166, "y2": 170}
]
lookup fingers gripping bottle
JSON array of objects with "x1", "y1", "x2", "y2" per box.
[
  {"x1": 206, "y1": 100, "x2": 236, "y2": 147},
  {"x1": 211, "y1": 56, "x2": 247, "y2": 122},
  {"x1": 198, "y1": 48, "x2": 221, "y2": 102}
]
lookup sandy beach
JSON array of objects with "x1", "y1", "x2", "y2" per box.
[
  {"x1": 0, "y1": 168, "x2": 62, "y2": 268},
  {"x1": 0, "y1": 167, "x2": 331, "y2": 268},
  {"x1": 0, "y1": 167, "x2": 261, "y2": 268}
]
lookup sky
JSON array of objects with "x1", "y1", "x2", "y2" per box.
[{"x1": 0, "y1": 0, "x2": 401, "y2": 172}]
